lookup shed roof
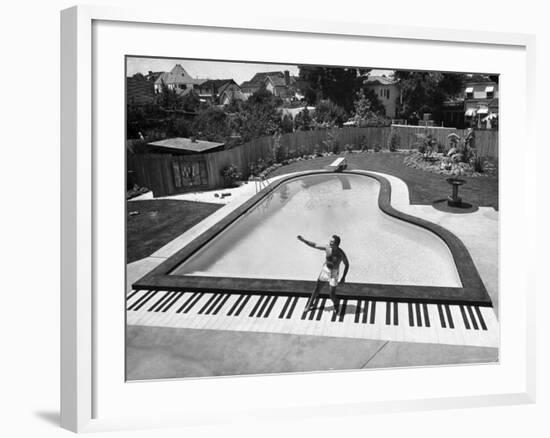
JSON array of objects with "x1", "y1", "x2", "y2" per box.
[{"x1": 148, "y1": 137, "x2": 225, "y2": 153}]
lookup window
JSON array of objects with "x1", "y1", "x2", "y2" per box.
[
  {"x1": 485, "y1": 85, "x2": 495, "y2": 99},
  {"x1": 465, "y1": 87, "x2": 474, "y2": 99},
  {"x1": 179, "y1": 84, "x2": 187, "y2": 90}
]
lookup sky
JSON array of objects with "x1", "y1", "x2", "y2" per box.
[{"x1": 126, "y1": 57, "x2": 392, "y2": 84}]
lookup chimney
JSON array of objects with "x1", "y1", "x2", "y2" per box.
[{"x1": 284, "y1": 70, "x2": 290, "y2": 86}]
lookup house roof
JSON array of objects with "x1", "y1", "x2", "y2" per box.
[
  {"x1": 199, "y1": 79, "x2": 236, "y2": 91},
  {"x1": 365, "y1": 75, "x2": 396, "y2": 86},
  {"x1": 148, "y1": 137, "x2": 225, "y2": 153},
  {"x1": 154, "y1": 64, "x2": 203, "y2": 86},
  {"x1": 265, "y1": 75, "x2": 287, "y2": 87},
  {"x1": 240, "y1": 80, "x2": 260, "y2": 89},
  {"x1": 249, "y1": 71, "x2": 284, "y2": 83}
]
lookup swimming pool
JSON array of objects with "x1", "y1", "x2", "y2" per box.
[
  {"x1": 134, "y1": 171, "x2": 491, "y2": 305},
  {"x1": 171, "y1": 173, "x2": 460, "y2": 286}
]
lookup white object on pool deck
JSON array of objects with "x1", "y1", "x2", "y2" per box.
[
  {"x1": 170, "y1": 173, "x2": 462, "y2": 287},
  {"x1": 326, "y1": 156, "x2": 347, "y2": 172},
  {"x1": 126, "y1": 289, "x2": 499, "y2": 348}
]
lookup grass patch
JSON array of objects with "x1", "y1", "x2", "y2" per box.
[
  {"x1": 126, "y1": 200, "x2": 222, "y2": 263},
  {"x1": 268, "y1": 151, "x2": 499, "y2": 210}
]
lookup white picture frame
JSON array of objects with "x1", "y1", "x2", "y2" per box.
[{"x1": 60, "y1": 5, "x2": 536, "y2": 433}]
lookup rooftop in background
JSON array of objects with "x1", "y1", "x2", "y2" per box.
[
  {"x1": 148, "y1": 137, "x2": 225, "y2": 153},
  {"x1": 365, "y1": 75, "x2": 397, "y2": 85}
]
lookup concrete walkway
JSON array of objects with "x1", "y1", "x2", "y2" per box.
[{"x1": 126, "y1": 170, "x2": 499, "y2": 380}]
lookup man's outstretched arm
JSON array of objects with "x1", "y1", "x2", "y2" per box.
[{"x1": 297, "y1": 235, "x2": 325, "y2": 250}]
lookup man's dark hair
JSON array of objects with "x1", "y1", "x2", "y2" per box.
[{"x1": 332, "y1": 235, "x2": 341, "y2": 246}]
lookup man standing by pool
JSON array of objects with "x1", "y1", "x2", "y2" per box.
[{"x1": 297, "y1": 234, "x2": 349, "y2": 314}]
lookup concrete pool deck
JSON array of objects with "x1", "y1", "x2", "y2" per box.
[{"x1": 126, "y1": 169, "x2": 499, "y2": 380}]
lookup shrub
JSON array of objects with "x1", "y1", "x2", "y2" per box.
[
  {"x1": 472, "y1": 156, "x2": 484, "y2": 173},
  {"x1": 374, "y1": 144, "x2": 381, "y2": 152},
  {"x1": 323, "y1": 130, "x2": 340, "y2": 154},
  {"x1": 344, "y1": 144, "x2": 354, "y2": 153},
  {"x1": 387, "y1": 131, "x2": 400, "y2": 152},
  {"x1": 220, "y1": 164, "x2": 241, "y2": 188}
]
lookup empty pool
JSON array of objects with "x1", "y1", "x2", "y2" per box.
[{"x1": 170, "y1": 173, "x2": 462, "y2": 287}]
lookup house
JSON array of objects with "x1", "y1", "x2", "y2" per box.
[
  {"x1": 154, "y1": 64, "x2": 204, "y2": 95},
  {"x1": 240, "y1": 70, "x2": 299, "y2": 100},
  {"x1": 463, "y1": 79, "x2": 499, "y2": 129},
  {"x1": 363, "y1": 76, "x2": 401, "y2": 118},
  {"x1": 264, "y1": 72, "x2": 293, "y2": 98},
  {"x1": 198, "y1": 79, "x2": 245, "y2": 104},
  {"x1": 147, "y1": 137, "x2": 225, "y2": 154},
  {"x1": 126, "y1": 73, "x2": 156, "y2": 106}
]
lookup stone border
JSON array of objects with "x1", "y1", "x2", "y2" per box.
[{"x1": 133, "y1": 171, "x2": 492, "y2": 306}]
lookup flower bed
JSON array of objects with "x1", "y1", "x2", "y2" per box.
[{"x1": 404, "y1": 151, "x2": 497, "y2": 177}]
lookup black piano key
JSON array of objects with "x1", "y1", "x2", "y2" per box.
[
  {"x1": 385, "y1": 301, "x2": 391, "y2": 325},
  {"x1": 153, "y1": 291, "x2": 177, "y2": 312},
  {"x1": 459, "y1": 305, "x2": 471, "y2": 330},
  {"x1": 176, "y1": 292, "x2": 198, "y2": 313},
  {"x1": 286, "y1": 296, "x2": 299, "y2": 319},
  {"x1": 183, "y1": 293, "x2": 204, "y2": 314},
  {"x1": 161, "y1": 292, "x2": 184, "y2": 312},
  {"x1": 338, "y1": 299, "x2": 348, "y2": 322},
  {"x1": 422, "y1": 303, "x2": 430, "y2": 327},
  {"x1": 133, "y1": 291, "x2": 158, "y2": 311},
  {"x1": 148, "y1": 291, "x2": 173, "y2": 312},
  {"x1": 393, "y1": 302, "x2": 399, "y2": 326},
  {"x1": 227, "y1": 294, "x2": 244, "y2": 316},
  {"x1": 198, "y1": 294, "x2": 218, "y2": 315},
  {"x1": 474, "y1": 307, "x2": 488, "y2": 331},
  {"x1": 256, "y1": 295, "x2": 272, "y2": 318},
  {"x1": 354, "y1": 300, "x2": 362, "y2": 323},
  {"x1": 234, "y1": 295, "x2": 251, "y2": 316},
  {"x1": 212, "y1": 293, "x2": 231, "y2": 315},
  {"x1": 204, "y1": 293, "x2": 225, "y2": 315},
  {"x1": 126, "y1": 290, "x2": 139, "y2": 301},
  {"x1": 408, "y1": 302, "x2": 414, "y2": 327},
  {"x1": 263, "y1": 296, "x2": 278, "y2": 318},
  {"x1": 316, "y1": 298, "x2": 326, "y2": 321},
  {"x1": 331, "y1": 304, "x2": 339, "y2": 322},
  {"x1": 369, "y1": 301, "x2": 376, "y2": 324},
  {"x1": 444, "y1": 304, "x2": 455, "y2": 329},
  {"x1": 437, "y1": 304, "x2": 446, "y2": 328},
  {"x1": 467, "y1": 306, "x2": 479, "y2": 330},
  {"x1": 362, "y1": 301, "x2": 370, "y2": 324},
  {"x1": 308, "y1": 301, "x2": 317, "y2": 320},
  {"x1": 415, "y1": 303, "x2": 423, "y2": 327},
  {"x1": 128, "y1": 290, "x2": 155, "y2": 311},
  {"x1": 249, "y1": 295, "x2": 266, "y2": 317},
  {"x1": 278, "y1": 296, "x2": 292, "y2": 319}
]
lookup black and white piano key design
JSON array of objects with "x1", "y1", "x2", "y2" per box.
[{"x1": 126, "y1": 290, "x2": 499, "y2": 348}]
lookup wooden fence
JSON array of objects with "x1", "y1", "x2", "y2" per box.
[{"x1": 128, "y1": 126, "x2": 498, "y2": 197}]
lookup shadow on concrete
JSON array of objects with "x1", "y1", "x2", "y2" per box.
[
  {"x1": 34, "y1": 411, "x2": 60, "y2": 427},
  {"x1": 432, "y1": 198, "x2": 479, "y2": 214}
]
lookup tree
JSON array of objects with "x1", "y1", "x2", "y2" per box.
[
  {"x1": 235, "y1": 86, "x2": 283, "y2": 141},
  {"x1": 393, "y1": 71, "x2": 465, "y2": 123},
  {"x1": 294, "y1": 108, "x2": 313, "y2": 131},
  {"x1": 298, "y1": 66, "x2": 371, "y2": 111},
  {"x1": 192, "y1": 106, "x2": 231, "y2": 142},
  {"x1": 313, "y1": 100, "x2": 347, "y2": 127},
  {"x1": 158, "y1": 79, "x2": 182, "y2": 110}
]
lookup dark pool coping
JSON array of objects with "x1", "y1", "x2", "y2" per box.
[{"x1": 133, "y1": 171, "x2": 492, "y2": 306}]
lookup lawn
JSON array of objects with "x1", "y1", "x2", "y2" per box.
[
  {"x1": 268, "y1": 151, "x2": 499, "y2": 210},
  {"x1": 127, "y1": 199, "x2": 223, "y2": 263}
]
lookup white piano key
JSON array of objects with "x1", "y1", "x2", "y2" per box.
[
  {"x1": 478, "y1": 306, "x2": 499, "y2": 348},
  {"x1": 126, "y1": 290, "x2": 147, "y2": 309}
]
